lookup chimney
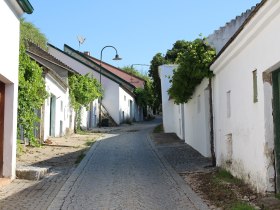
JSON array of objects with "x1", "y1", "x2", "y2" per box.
[{"x1": 84, "y1": 51, "x2": 90, "y2": 56}]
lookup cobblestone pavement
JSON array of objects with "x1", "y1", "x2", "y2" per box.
[
  {"x1": 0, "y1": 166, "x2": 75, "y2": 210},
  {"x1": 49, "y1": 122, "x2": 209, "y2": 209},
  {"x1": 0, "y1": 119, "x2": 209, "y2": 210},
  {"x1": 152, "y1": 133, "x2": 212, "y2": 173}
]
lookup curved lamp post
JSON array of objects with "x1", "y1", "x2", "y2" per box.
[{"x1": 99, "y1": 46, "x2": 122, "y2": 127}]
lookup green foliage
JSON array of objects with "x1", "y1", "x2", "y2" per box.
[
  {"x1": 230, "y1": 202, "x2": 255, "y2": 210},
  {"x1": 18, "y1": 19, "x2": 49, "y2": 146},
  {"x1": 153, "y1": 124, "x2": 163, "y2": 133},
  {"x1": 68, "y1": 73, "x2": 102, "y2": 131},
  {"x1": 121, "y1": 66, "x2": 155, "y2": 116},
  {"x1": 215, "y1": 168, "x2": 242, "y2": 185},
  {"x1": 20, "y1": 18, "x2": 47, "y2": 49},
  {"x1": 168, "y1": 38, "x2": 216, "y2": 104},
  {"x1": 16, "y1": 140, "x2": 24, "y2": 156},
  {"x1": 122, "y1": 66, "x2": 147, "y2": 79},
  {"x1": 18, "y1": 45, "x2": 48, "y2": 146},
  {"x1": 165, "y1": 40, "x2": 192, "y2": 63},
  {"x1": 148, "y1": 53, "x2": 167, "y2": 112},
  {"x1": 68, "y1": 73, "x2": 102, "y2": 111},
  {"x1": 134, "y1": 77, "x2": 154, "y2": 117}
]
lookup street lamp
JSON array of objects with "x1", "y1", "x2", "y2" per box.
[{"x1": 99, "y1": 46, "x2": 122, "y2": 127}]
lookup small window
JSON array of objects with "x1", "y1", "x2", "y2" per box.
[
  {"x1": 253, "y1": 70, "x2": 258, "y2": 103},
  {"x1": 124, "y1": 95, "x2": 126, "y2": 101},
  {"x1": 61, "y1": 101, "x2": 63, "y2": 112},
  {"x1": 227, "y1": 91, "x2": 231, "y2": 118},
  {"x1": 197, "y1": 95, "x2": 201, "y2": 113}
]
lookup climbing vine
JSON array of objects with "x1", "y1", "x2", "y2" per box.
[
  {"x1": 18, "y1": 44, "x2": 48, "y2": 146},
  {"x1": 68, "y1": 73, "x2": 102, "y2": 131},
  {"x1": 168, "y1": 38, "x2": 216, "y2": 104},
  {"x1": 18, "y1": 19, "x2": 49, "y2": 146}
]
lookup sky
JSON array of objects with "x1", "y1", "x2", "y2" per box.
[{"x1": 24, "y1": 0, "x2": 261, "y2": 74}]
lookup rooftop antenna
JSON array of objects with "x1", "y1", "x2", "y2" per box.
[{"x1": 77, "y1": 35, "x2": 86, "y2": 49}]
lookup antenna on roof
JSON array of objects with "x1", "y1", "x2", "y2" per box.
[{"x1": 77, "y1": 35, "x2": 86, "y2": 49}]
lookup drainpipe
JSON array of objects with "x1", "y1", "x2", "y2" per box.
[{"x1": 209, "y1": 77, "x2": 216, "y2": 166}]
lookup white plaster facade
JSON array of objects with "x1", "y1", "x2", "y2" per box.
[
  {"x1": 183, "y1": 78, "x2": 211, "y2": 157},
  {"x1": 210, "y1": 0, "x2": 279, "y2": 192},
  {"x1": 158, "y1": 65, "x2": 184, "y2": 139},
  {"x1": 0, "y1": 0, "x2": 27, "y2": 178},
  {"x1": 48, "y1": 44, "x2": 137, "y2": 126},
  {"x1": 43, "y1": 73, "x2": 73, "y2": 140},
  {"x1": 159, "y1": 65, "x2": 211, "y2": 157}
]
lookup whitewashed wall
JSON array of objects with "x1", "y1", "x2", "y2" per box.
[
  {"x1": 48, "y1": 45, "x2": 123, "y2": 126},
  {"x1": 210, "y1": 0, "x2": 280, "y2": 192},
  {"x1": 183, "y1": 78, "x2": 211, "y2": 157},
  {"x1": 44, "y1": 74, "x2": 69, "y2": 140},
  {"x1": 119, "y1": 88, "x2": 135, "y2": 123},
  {"x1": 159, "y1": 65, "x2": 178, "y2": 134},
  {"x1": 0, "y1": 0, "x2": 23, "y2": 178}
]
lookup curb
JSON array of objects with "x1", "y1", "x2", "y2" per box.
[
  {"x1": 147, "y1": 132, "x2": 210, "y2": 210},
  {"x1": 47, "y1": 139, "x2": 101, "y2": 209}
]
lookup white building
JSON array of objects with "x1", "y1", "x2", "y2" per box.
[
  {"x1": 0, "y1": 0, "x2": 33, "y2": 179},
  {"x1": 210, "y1": 0, "x2": 279, "y2": 193},
  {"x1": 160, "y1": 0, "x2": 280, "y2": 193},
  {"x1": 159, "y1": 65, "x2": 211, "y2": 157},
  {"x1": 48, "y1": 44, "x2": 143, "y2": 127},
  {"x1": 26, "y1": 42, "x2": 75, "y2": 140}
]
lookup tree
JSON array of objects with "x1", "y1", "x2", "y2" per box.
[
  {"x1": 18, "y1": 19, "x2": 48, "y2": 146},
  {"x1": 121, "y1": 66, "x2": 154, "y2": 117},
  {"x1": 68, "y1": 73, "x2": 102, "y2": 131},
  {"x1": 168, "y1": 38, "x2": 216, "y2": 104},
  {"x1": 165, "y1": 40, "x2": 191, "y2": 63},
  {"x1": 122, "y1": 66, "x2": 145, "y2": 78},
  {"x1": 148, "y1": 53, "x2": 167, "y2": 113}
]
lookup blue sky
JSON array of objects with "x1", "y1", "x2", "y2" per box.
[{"x1": 24, "y1": 0, "x2": 261, "y2": 74}]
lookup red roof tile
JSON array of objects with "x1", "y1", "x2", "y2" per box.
[{"x1": 84, "y1": 54, "x2": 145, "y2": 89}]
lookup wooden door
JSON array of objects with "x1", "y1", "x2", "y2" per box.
[{"x1": 0, "y1": 82, "x2": 5, "y2": 177}]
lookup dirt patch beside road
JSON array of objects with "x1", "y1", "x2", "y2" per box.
[{"x1": 17, "y1": 133, "x2": 103, "y2": 168}]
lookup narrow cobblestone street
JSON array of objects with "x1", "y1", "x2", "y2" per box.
[{"x1": 0, "y1": 120, "x2": 209, "y2": 210}]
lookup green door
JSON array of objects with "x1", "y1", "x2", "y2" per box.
[
  {"x1": 272, "y1": 70, "x2": 280, "y2": 192},
  {"x1": 49, "y1": 95, "x2": 56, "y2": 136},
  {"x1": 0, "y1": 82, "x2": 5, "y2": 177}
]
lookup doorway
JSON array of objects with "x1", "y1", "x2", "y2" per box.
[
  {"x1": 49, "y1": 95, "x2": 56, "y2": 136},
  {"x1": 272, "y1": 70, "x2": 280, "y2": 192},
  {"x1": 0, "y1": 82, "x2": 5, "y2": 177}
]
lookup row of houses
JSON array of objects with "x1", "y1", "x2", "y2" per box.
[
  {"x1": 1, "y1": 0, "x2": 145, "y2": 180},
  {"x1": 160, "y1": 0, "x2": 280, "y2": 193}
]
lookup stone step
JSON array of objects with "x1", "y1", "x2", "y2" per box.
[{"x1": 16, "y1": 165, "x2": 51, "y2": 181}]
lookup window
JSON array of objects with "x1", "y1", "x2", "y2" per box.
[
  {"x1": 61, "y1": 101, "x2": 63, "y2": 112},
  {"x1": 197, "y1": 95, "x2": 201, "y2": 113},
  {"x1": 227, "y1": 91, "x2": 231, "y2": 118},
  {"x1": 253, "y1": 70, "x2": 258, "y2": 103},
  {"x1": 124, "y1": 95, "x2": 126, "y2": 101}
]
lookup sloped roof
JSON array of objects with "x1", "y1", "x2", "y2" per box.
[
  {"x1": 26, "y1": 42, "x2": 76, "y2": 73},
  {"x1": 85, "y1": 55, "x2": 145, "y2": 89},
  {"x1": 62, "y1": 44, "x2": 140, "y2": 94},
  {"x1": 211, "y1": 0, "x2": 267, "y2": 64}
]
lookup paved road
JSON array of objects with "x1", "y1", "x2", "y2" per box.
[{"x1": 49, "y1": 121, "x2": 209, "y2": 210}]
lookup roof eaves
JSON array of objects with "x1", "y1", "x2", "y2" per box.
[
  {"x1": 16, "y1": 0, "x2": 33, "y2": 14},
  {"x1": 90, "y1": 57, "x2": 146, "y2": 82},
  {"x1": 211, "y1": 0, "x2": 267, "y2": 66},
  {"x1": 64, "y1": 44, "x2": 136, "y2": 90},
  {"x1": 26, "y1": 46, "x2": 77, "y2": 74}
]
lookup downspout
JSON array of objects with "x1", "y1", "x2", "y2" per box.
[{"x1": 209, "y1": 77, "x2": 216, "y2": 166}]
